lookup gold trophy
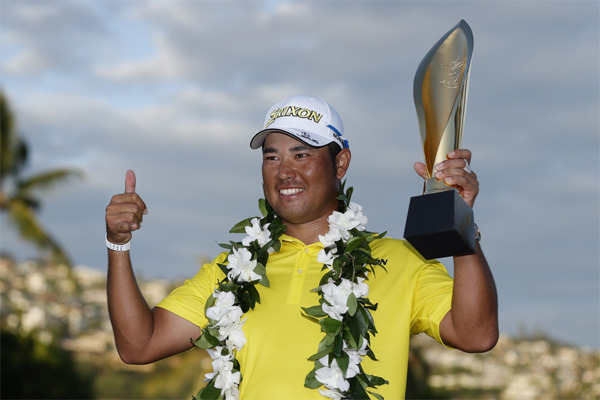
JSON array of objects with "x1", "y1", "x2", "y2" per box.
[{"x1": 403, "y1": 20, "x2": 477, "y2": 259}]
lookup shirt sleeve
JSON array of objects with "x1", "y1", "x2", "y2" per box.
[
  {"x1": 155, "y1": 252, "x2": 228, "y2": 328},
  {"x1": 409, "y1": 261, "x2": 454, "y2": 347}
]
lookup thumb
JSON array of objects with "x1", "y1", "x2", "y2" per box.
[
  {"x1": 413, "y1": 162, "x2": 429, "y2": 180},
  {"x1": 125, "y1": 170, "x2": 136, "y2": 194}
]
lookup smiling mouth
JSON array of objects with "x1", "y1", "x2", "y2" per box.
[{"x1": 279, "y1": 188, "x2": 304, "y2": 195}]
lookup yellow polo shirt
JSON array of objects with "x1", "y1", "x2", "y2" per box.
[{"x1": 156, "y1": 235, "x2": 453, "y2": 399}]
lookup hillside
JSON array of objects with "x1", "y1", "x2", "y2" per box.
[{"x1": 1, "y1": 257, "x2": 598, "y2": 399}]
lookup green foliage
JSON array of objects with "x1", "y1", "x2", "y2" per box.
[
  {"x1": 0, "y1": 330, "x2": 94, "y2": 399},
  {"x1": 91, "y1": 349, "x2": 208, "y2": 399},
  {"x1": 302, "y1": 181, "x2": 389, "y2": 398},
  {"x1": 0, "y1": 91, "x2": 83, "y2": 267},
  {"x1": 193, "y1": 198, "x2": 285, "y2": 399}
]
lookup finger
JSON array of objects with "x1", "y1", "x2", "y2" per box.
[
  {"x1": 441, "y1": 173, "x2": 475, "y2": 188},
  {"x1": 413, "y1": 162, "x2": 429, "y2": 180},
  {"x1": 447, "y1": 149, "x2": 472, "y2": 164},
  {"x1": 463, "y1": 159, "x2": 472, "y2": 173},
  {"x1": 123, "y1": 170, "x2": 148, "y2": 215},
  {"x1": 109, "y1": 193, "x2": 148, "y2": 216},
  {"x1": 435, "y1": 157, "x2": 471, "y2": 173},
  {"x1": 105, "y1": 200, "x2": 147, "y2": 236},
  {"x1": 125, "y1": 170, "x2": 136, "y2": 194},
  {"x1": 116, "y1": 220, "x2": 138, "y2": 233}
]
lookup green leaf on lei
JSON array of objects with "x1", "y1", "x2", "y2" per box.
[
  {"x1": 218, "y1": 242, "x2": 233, "y2": 250},
  {"x1": 246, "y1": 283, "x2": 261, "y2": 304},
  {"x1": 332, "y1": 333, "x2": 344, "y2": 357},
  {"x1": 229, "y1": 217, "x2": 254, "y2": 234},
  {"x1": 195, "y1": 378, "x2": 223, "y2": 400},
  {"x1": 347, "y1": 292, "x2": 358, "y2": 316},
  {"x1": 253, "y1": 261, "x2": 266, "y2": 277},
  {"x1": 308, "y1": 334, "x2": 336, "y2": 361},
  {"x1": 258, "y1": 198, "x2": 268, "y2": 217},
  {"x1": 348, "y1": 377, "x2": 370, "y2": 399},
  {"x1": 366, "y1": 374, "x2": 389, "y2": 387},
  {"x1": 302, "y1": 305, "x2": 327, "y2": 319},
  {"x1": 320, "y1": 317, "x2": 343, "y2": 334},
  {"x1": 345, "y1": 235, "x2": 365, "y2": 253},
  {"x1": 304, "y1": 368, "x2": 322, "y2": 389},
  {"x1": 203, "y1": 291, "x2": 216, "y2": 313},
  {"x1": 259, "y1": 273, "x2": 270, "y2": 288},
  {"x1": 217, "y1": 263, "x2": 229, "y2": 277},
  {"x1": 366, "y1": 390, "x2": 385, "y2": 400},
  {"x1": 193, "y1": 330, "x2": 220, "y2": 350},
  {"x1": 336, "y1": 351, "x2": 350, "y2": 376},
  {"x1": 238, "y1": 290, "x2": 255, "y2": 313}
]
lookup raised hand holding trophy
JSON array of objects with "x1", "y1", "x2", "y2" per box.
[{"x1": 403, "y1": 20, "x2": 477, "y2": 260}]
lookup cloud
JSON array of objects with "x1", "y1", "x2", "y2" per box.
[
  {"x1": 2, "y1": 1, "x2": 110, "y2": 76},
  {"x1": 1, "y1": 0, "x2": 598, "y2": 347}
]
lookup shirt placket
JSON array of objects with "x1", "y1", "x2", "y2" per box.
[{"x1": 285, "y1": 246, "x2": 312, "y2": 304}]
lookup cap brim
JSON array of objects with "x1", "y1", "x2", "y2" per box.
[{"x1": 249, "y1": 128, "x2": 331, "y2": 149}]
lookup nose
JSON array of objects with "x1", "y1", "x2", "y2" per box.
[{"x1": 277, "y1": 158, "x2": 296, "y2": 180}]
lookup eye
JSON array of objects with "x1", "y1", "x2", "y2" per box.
[{"x1": 295, "y1": 153, "x2": 309, "y2": 159}]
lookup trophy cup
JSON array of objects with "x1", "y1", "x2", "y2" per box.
[{"x1": 403, "y1": 20, "x2": 477, "y2": 260}]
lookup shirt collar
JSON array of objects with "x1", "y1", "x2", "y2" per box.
[{"x1": 280, "y1": 233, "x2": 325, "y2": 249}]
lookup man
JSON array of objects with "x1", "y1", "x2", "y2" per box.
[{"x1": 105, "y1": 95, "x2": 498, "y2": 399}]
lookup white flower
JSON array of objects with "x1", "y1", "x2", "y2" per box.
[
  {"x1": 321, "y1": 303, "x2": 345, "y2": 322},
  {"x1": 204, "y1": 347, "x2": 241, "y2": 399},
  {"x1": 320, "y1": 278, "x2": 370, "y2": 321},
  {"x1": 213, "y1": 307, "x2": 243, "y2": 331},
  {"x1": 318, "y1": 388, "x2": 344, "y2": 400},
  {"x1": 224, "y1": 317, "x2": 247, "y2": 351},
  {"x1": 327, "y1": 211, "x2": 354, "y2": 241},
  {"x1": 242, "y1": 218, "x2": 272, "y2": 247},
  {"x1": 214, "y1": 291, "x2": 236, "y2": 308},
  {"x1": 213, "y1": 360, "x2": 241, "y2": 394},
  {"x1": 326, "y1": 202, "x2": 368, "y2": 240},
  {"x1": 315, "y1": 356, "x2": 350, "y2": 392},
  {"x1": 343, "y1": 340, "x2": 368, "y2": 379},
  {"x1": 204, "y1": 346, "x2": 232, "y2": 381},
  {"x1": 205, "y1": 291, "x2": 239, "y2": 323},
  {"x1": 227, "y1": 247, "x2": 261, "y2": 283},
  {"x1": 320, "y1": 279, "x2": 353, "y2": 321},
  {"x1": 222, "y1": 385, "x2": 240, "y2": 400},
  {"x1": 352, "y1": 277, "x2": 369, "y2": 298},
  {"x1": 346, "y1": 202, "x2": 368, "y2": 231},
  {"x1": 319, "y1": 228, "x2": 343, "y2": 248},
  {"x1": 206, "y1": 292, "x2": 243, "y2": 326},
  {"x1": 317, "y1": 248, "x2": 336, "y2": 267}
]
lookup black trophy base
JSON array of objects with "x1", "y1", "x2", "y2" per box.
[{"x1": 403, "y1": 190, "x2": 476, "y2": 260}]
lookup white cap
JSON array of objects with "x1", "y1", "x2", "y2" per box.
[{"x1": 250, "y1": 95, "x2": 348, "y2": 150}]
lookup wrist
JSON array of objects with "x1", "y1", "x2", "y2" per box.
[{"x1": 105, "y1": 233, "x2": 131, "y2": 252}]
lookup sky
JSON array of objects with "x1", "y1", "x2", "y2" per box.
[{"x1": 1, "y1": 0, "x2": 598, "y2": 349}]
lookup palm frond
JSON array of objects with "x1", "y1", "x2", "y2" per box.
[
  {"x1": 17, "y1": 169, "x2": 84, "y2": 195},
  {"x1": 0, "y1": 92, "x2": 28, "y2": 183},
  {"x1": 6, "y1": 198, "x2": 72, "y2": 266}
]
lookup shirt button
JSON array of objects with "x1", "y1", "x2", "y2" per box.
[
  {"x1": 297, "y1": 269, "x2": 303, "y2": 274},
  {"x1": 304, "y1": 248, "x2": 310, "y2": 254}
]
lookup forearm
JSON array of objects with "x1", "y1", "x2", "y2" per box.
[
  {"x1": 107, "y1": 250, "x2": 155, "y2": 363},
  {"x1": 443, "y1": 243, "x2": 498, "y2": 352}
]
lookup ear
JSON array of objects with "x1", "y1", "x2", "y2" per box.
[{"x1": 335, "y1": 149, "x2": 351, "y2": 180}]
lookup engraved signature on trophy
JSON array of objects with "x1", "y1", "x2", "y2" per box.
[{"x1": 439, "y1": 56, "x2": 467, "y2": 89}]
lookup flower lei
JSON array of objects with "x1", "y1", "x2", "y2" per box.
[{"x1": 193, "y1": 182, "x2": 388, "y2": 400}]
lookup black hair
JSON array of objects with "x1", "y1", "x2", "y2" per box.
[{"x1": 327, "y1": 142, "x2": 342, "y2": 170}]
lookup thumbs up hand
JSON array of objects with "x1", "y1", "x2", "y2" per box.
[{"x1": 106, "y1": 170, "x2": 148, "y2": 245}]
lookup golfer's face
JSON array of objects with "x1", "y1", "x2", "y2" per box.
[{"x1": 261, "y1": 132, "x2": 340, "y2": 228}]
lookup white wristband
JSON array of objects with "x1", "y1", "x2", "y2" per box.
[{"x1": 105, "y1": 234, "x2": 131, "y2": 252}]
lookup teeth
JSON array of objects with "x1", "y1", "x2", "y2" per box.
[{"x1": 280, "y1": 188, "x2": 304, "y2": 195}]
